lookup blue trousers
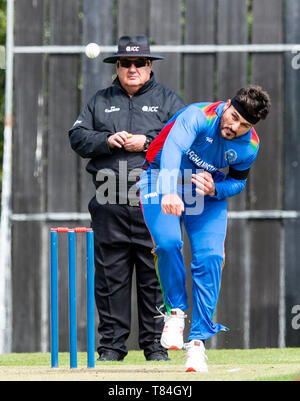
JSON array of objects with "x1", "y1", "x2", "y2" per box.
[{"x1": 139, "y1": 176, "x2": 228, "y2": 341}]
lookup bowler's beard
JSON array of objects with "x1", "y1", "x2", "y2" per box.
[
  {"x1": 220, "y1": 106, "x2": 236, "y2": 140},
  {"x1": 221, "y1": 126, "x2": 237, "y2": 140},
  {"x1": 220, "y1": 113, "x2": 237, "y2": 140}
]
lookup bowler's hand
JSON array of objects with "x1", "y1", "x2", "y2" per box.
[
  {"x1": 161, "y1": 194, "x2": 184, "y2": 217},
  {"x1": 107, "y1": 131, "x2": 129, "y2": 149},
  {"x1": 191, "y1": 171, "x2": 216, "y2": 196},
  {"x1": 124, "y1": 134, "x2": 146, "y2": 152}
]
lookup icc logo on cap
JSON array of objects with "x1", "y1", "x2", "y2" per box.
[{"x1": 126, "y1": 46, "x2": 140, "y2": 52}]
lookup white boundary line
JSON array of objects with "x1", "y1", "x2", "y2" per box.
[
  {"x1": 12, "y1": 43, "x2": 300, "y2": 54},
  {"x1": 9, "y1": 210, "x2": 300, "y2": 222},
  {"x1": 11, "y1": 212, "x2": 91, "y2": 222},
  {"x1": 228, "y1": 210, "x2": 300, "y2": 219}
]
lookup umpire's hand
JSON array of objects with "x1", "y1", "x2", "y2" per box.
[
  {"x1": 124, "y1": 134, "x2": 147, "y2": 152},
  {"x1": 108, "y1": 131, "x2": 146, "y2": 152},
  {"x1": 107, "y1": 131, "x2": 130, "y2": 148}
]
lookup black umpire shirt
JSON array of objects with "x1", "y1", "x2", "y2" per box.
[{"x1": 69, "y1": 72, "x2": 185, "y2": 197}]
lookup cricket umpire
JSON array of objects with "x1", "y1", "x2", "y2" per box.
[{"x1": 69, "y1": 35, "x2": 185, "y2": 361}]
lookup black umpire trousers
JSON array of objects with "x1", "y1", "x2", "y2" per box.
[{"x1": 88, "y1": 196, "x2": 165, "y2": 358}]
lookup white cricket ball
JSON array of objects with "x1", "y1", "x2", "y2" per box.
[{"x1": 85, "y1": 43, "x2": 100, "y2": 59}]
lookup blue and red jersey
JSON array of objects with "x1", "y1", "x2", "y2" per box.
[{"x1": 143, "y1": 101, "x2": 260, "y2": 200}]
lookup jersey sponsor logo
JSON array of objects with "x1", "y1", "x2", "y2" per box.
[
  {"x1": 105, "y1": 106, "x2": 121, "y2": 113},
  {"x1": 142, "y1": 105, "x2": 159, "y2": 112},
  {"x1": 225, "y1": 149, "x2": 237, "y2": 163},
  {"x1": 144, "y1": 191, "x2": 158, "y2": 200},
  {"x1": 206, "y1": 137, "x2": 213, "y2": 143},
  {"x1": 126, "y1": 46, "x2": 140, "y2": 52},
  {"x1": 186, "y1": 149, "x2": 217, "y2": 173}
]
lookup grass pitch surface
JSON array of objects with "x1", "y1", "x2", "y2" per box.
[{"x1": 0, "y1": 348, "x2": 299, "y2": 381}]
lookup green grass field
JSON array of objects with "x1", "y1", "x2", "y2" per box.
[{"x1": 0, "y1": 348, "x2": 300, "y2": 381}]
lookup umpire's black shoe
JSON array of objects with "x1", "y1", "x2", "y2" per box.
[
  {"x1": 97, "y1": 350, "x2": 124, "y2": 362},
  {"x1": 145, "y1": 351, "x2": 170, "y2": 361}
]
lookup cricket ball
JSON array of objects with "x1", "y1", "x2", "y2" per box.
[{"x1": 85, "y1": 43, "x2": 100, "y2": 59}]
